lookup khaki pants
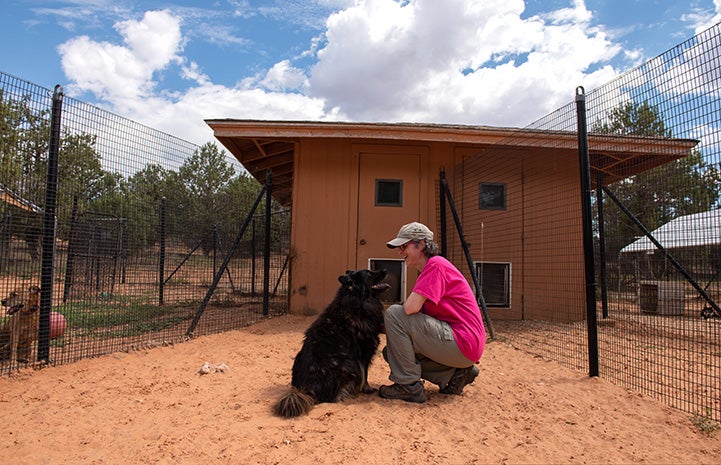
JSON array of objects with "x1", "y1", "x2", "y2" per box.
[{"x1": 383, "y1": 304, "x2": 473, "y2": 388}]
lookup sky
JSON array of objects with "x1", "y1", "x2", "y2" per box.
[{"x1": 1, "y1": 0, "x2": 720, "y2": 146}]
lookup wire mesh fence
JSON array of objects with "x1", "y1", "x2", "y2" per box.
[
  {"x1": 447, "y1": 22, "x2": 721, "y2": 422},
  {"x1": 0, "y1": 73, "x2": 289, "y2": 374},
  {"x1": 2, "y1": 21, "x2": 720, "y2": 426}
]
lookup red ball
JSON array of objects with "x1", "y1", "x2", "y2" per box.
[{"x1": 49, "y1": 312, "x2": 67, "y2": 339}]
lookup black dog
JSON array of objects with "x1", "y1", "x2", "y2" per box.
[{"x1": 274, "y1": 269, "x2": 390, "y2": 418}]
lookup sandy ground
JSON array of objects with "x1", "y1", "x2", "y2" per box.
[{"x1": 0, "y1": 314, "x2": 719, "y2": 465}]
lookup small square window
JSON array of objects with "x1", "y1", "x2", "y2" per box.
[
  {"x1": 479, "y1": 183, "x2": 506, "y2": 210},
  {"x1": 376, "y1": 179, "x2": 403, "y2": 207}
]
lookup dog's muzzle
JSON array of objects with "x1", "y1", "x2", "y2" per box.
[{"x1": 4, "y1": 303, "x2": 24, "y2": 316}]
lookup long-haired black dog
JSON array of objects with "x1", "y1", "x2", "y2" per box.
[{"x1": 274, "y1": 269, "x2": 390, "y2": 418}]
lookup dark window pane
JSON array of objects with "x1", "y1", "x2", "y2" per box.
[
  {"x1": 376, "y1": 179, "x2": 403, "y2": 206},
  {"x1": 479, "y1": 183, "x2": 506, "y2": 210}
]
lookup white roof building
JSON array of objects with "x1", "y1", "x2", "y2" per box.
[{"x1": 621, "y1": 209, "x2": 721, "y2": 253}]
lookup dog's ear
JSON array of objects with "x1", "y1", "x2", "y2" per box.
[{"x1": 339, "y1": 269, "x2": 357, "y2": 284}]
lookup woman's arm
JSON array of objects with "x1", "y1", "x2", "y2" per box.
[{"x1": 403, "y1": 291, "x2": 427, "y2": 315}]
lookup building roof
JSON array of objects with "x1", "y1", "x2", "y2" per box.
[
  {"x1": 0, "y1": 184, "x2": 43, "y2": 214},
  {"x1": 621, "y1": 209, "x2": 721, "y2": 253},
  {"x1": 204, "y1": 120, "x2": 699, "y2": 207}
]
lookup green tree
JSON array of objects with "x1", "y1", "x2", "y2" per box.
[
  {"x1": 593, "y1": 100, "x2": 720, "y2": 276},
  {"x1": 0, "y1": 90, "x2": 50, "y2": 194},
  {"x1": 594, "y1": 101, "x2": 668, "y2": 137},
  {"x1": 56, "y1": 132, "x2": 121, "y2": 236},
  {"x1": 110, "y1": 163, "x2": 172, "y2": 253},
  {"x1": 0, "y1": 91, "x2": 50, "y2": 261},
  {"x1": 1, "y1": 90, "x2": 124, "y2": 259},
  {"x1": 174, "y1": 142, "x2": 237, "y2": 253}
]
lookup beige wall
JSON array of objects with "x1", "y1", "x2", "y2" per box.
[
  {"x1": 288, "y1": 138, "x2": 585, "y2": 322},
  {"x1": 451, "y1": 147, "x2": 526, "y2": 321},
  {"x1": 450, "y1": 146, "x2": 585, "y2": 322},
  {"x1": 521, "y1": 148, "x2": 585, "y2": 322},
  {"x1": 289, "y1": 139, "x2": 436, "y2": 314},
  {"x1": 289, "y1": 139, "x2": 355, "y2": 314}
]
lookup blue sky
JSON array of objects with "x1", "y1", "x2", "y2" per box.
[{"x1": 1, "y1": 0, "x2": 720, "y2": 145}]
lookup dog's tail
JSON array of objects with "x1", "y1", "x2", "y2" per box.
[{"x1": 274, "y1": 387, "x2": 315, "y2": 418}]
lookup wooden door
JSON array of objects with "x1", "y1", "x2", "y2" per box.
[{"x1": 357, "y1": 151, "x2": 422, "y2": 301}]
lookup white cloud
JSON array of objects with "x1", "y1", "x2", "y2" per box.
[
  {"x1": 260, "y1": 60, "x2": 310, "y2": 92},
  {"x1": 180, "y1": 60, "x2": 211, "y2": 86},
  {"x1": 57, "y1": 0, "x2": 630, "y2": 144},
  {"x1": 683, "y1": 0, "x2": 721, "y2": 33},
  {"x1": 58, "y1": 9, "x2": 183, "y2": 103},
  {"x1": 133, "y1": 83, "x2": 337, "y2": 144},
  {"x1": 115, "y1": 10, "x2": 184, "y2": 68},
  {"x1": 308, "y1": 0, "x2": 621, "y2": 125},
  {"x1": 194, "y1": 22, "x2": 252, "y2": 47}
]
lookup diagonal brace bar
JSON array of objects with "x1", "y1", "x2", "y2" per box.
[{"x1": 603, "y1": 186, "x2": 721, "y2": 318}]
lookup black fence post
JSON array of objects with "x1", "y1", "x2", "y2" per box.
[
  {"x1": 596, "y1": 171, "x2": 609, "y2": 319},
  {"x1": 37, "y1": 85, "x2": 63, "y2": 363},
  {"x1": 120, "y1": 218, "x2": 127, "y2": 285},
  {"x1": 159, "y1": 197, "x2": 166, "y2": 306},
  {"x1": 440, "y1": 168, "x2": 447, "y2": 257},
  {"x1": 212, "y1": 225, "x2": 218, "y2": 278},
  {"x1": 251, "y1": 217, "x2": 256, "y2": 295},
  {"x1": 575, "y1": 86, "x2": 599, "y2": 378},
  {"x1": 263, "y1": 170, "x2": 272, "y2": 316}
]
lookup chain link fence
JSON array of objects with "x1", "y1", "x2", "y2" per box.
[
  {"x1": 2, "y1": 21, "x2": 721, "y2": 426},
  {"x1": 448, "y1": 22, "x2": 721, "y2": 422},
  {"x1": 0, "y1": 73, "x2": 289, "y2": 374}
]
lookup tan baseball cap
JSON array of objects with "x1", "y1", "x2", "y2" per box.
[{"x1": 386, "y1": 222, "x2": 434, "y2": 248}]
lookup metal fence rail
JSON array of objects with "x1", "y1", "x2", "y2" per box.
[
  {"x1": 0, "y1": 72, "x2": 289, "y2": 374},
  {"x1": 2, "y1": 21, "x2": 721, "y2": 426},
  {"x1": 450, "y1": 21, "x2": 721, "y2": 422}
]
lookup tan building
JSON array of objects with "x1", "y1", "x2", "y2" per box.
[{"x1": 205, "y1": 120, "x2": 696, "y2": 321}]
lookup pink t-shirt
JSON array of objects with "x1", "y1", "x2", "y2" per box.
[{"x1": 413, "y1": 255, "x2": 486, "y2": 362}]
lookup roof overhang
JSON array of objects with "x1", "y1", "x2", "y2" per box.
[
  {"x1": 0, "y1": 185, "x2": 43, "y2": 214},
  {"x1": 205, "y1": 120, "x2": 699, "y2": 207}
]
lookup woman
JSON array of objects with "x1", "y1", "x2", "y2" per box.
[{"x1": 379, "y1": 222, "x2": 486, "y2": 403}]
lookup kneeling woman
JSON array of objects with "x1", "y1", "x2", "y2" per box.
[{"x1": 380, "y1": 222, "x2": 486, "y2": 403}]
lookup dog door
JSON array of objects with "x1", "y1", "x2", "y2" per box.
[
  {"x1": 474, "y1": 261, "x2": 511, "y2": 307},
  {"x1": 369, "y1": 259, "x2": 405, "y2": 303}
]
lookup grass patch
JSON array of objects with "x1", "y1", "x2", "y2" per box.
[
  {"x1": 55, "y1": 295, "x2": 194, "y2": 338},
  {"x1": 690, "y1": 408, "x2": 720, "y2": 435}
]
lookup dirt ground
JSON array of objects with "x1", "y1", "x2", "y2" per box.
[{"x1": 1, "y1": 314, "x2": 719, "y2": 465}]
